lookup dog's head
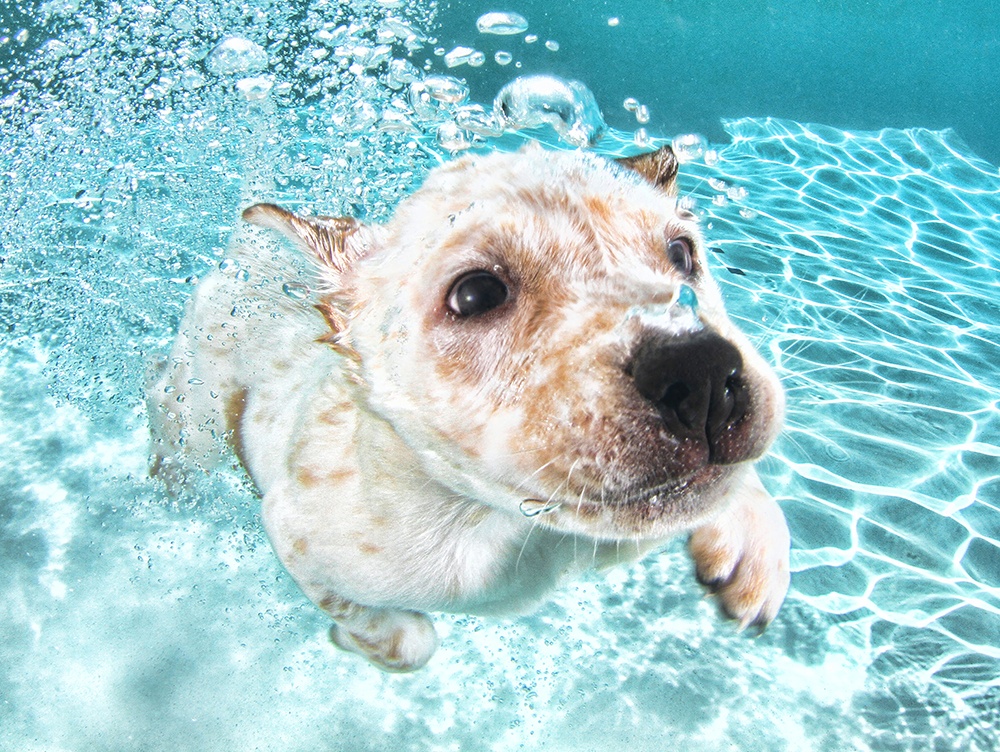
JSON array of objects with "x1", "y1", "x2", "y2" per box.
[{"x1": 245, "y1": 145, "x2": 783, "y2": 539}]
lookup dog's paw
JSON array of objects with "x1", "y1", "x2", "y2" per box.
[
  {"x1": 687, "y1": 472, "x2": 790, "y2": 630},
  {"x1": 329, "y1": 609, "x2": 439, "y2": 673}
]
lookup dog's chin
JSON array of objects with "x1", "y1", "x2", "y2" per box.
[{"x1": 519, "y1": 463, "x2": 740, "y2": 540}]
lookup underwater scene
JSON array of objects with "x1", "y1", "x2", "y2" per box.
[{"x1": 1, "y1": 0, "x2": 998, "y2": 749}]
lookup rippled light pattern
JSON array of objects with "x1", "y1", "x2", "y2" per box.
[{"x1": 0, "y1": 0, "x2": 998, "y2": 748}]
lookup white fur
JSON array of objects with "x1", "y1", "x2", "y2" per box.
[{"x1": 149, "y1": 146, "x2": 791, "y2": 671}]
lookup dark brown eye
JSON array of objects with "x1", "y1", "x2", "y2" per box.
[
  {"x1": 667, "y1": 237, "x2": 695, "y2": 276},
  {"x1": 446, "y1": 271, "x2": 509, "y2": 317}
]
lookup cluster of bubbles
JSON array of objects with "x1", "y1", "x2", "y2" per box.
[
  {"x1": 408, "y1": 72, "x2": 607, "y2": 151},
  {"x1": 195, "y1": 11, "x2": 600, "y2": 150},
  {"x1": 434, "y1": 11, "x2": 560, "y2": 72},
  {"x1": 177, "y1": 6, "x2": 724, "y2": 161}
]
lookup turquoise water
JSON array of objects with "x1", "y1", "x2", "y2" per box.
[{"x1": 1, "y1": 1, "x2": 998, "y2": 750}]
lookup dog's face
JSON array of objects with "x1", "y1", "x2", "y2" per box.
[{"x1": 251, "y1": 146, "x2": 784, "y2": 539}]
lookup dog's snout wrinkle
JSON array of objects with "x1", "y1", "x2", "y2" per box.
[{"x1": 630, "y1": 329, "x2": 748, "y2": 462}]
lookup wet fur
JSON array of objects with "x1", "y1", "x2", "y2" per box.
[{"x1": 148, "y1": 145, "x2": 791, "y2": 672}]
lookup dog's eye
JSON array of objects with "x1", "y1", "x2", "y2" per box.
[
  {"x1": 667, "y1": 237, "x2": 695, "y2": 276},
  {"x1": 446, "y1": 271, "x2": 509, "y2": 317}
]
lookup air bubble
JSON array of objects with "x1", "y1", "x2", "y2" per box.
[
  {"x1": 524, "y1": 34, "x2": 538, "y2": 44},
  {"x1": 179, "y1": 69, "x2": 206, "y2": 90},
  {"x1": 476, "y1": 11, "x2": 529, "y2": 36},
  {"x1": 236, "y1": 76, "x2": 274, "y2": 101},
  {"x1": 635, "y1": 104, "x2": 650, "y2": 124},
  {"x1": 494, "y1": 51, "x2": 513, "y2": 66},
  {"x1": 623, "y1": 97, "x2": 639, "y2": 112},
  {"x1": 206, "y1": 36, "x2": 268, "y2": 76},
  {"x1": 331, "y1": 100, "x2": 378, "y2": 132},
  {"x1": 634, "y1": 128, "x2": 649, "y2": 147},
  {"x1": 436, "y1": 122, "x2": 473, "y2": 152},
  {"x1": 455, "y1": 104, "x2": 504, "y2": 137},
  {"x1": 409, "y1": 75, "x2": 468, "y2": 122},
  {"x1": 386, "y1": 59, "x2": 421, "y2": 90},
  {"x1": 672, "y1": 133, "x2": 708, "y2": 163},
  {"x1": 468, "y1": 51, "x2": 487, "y2": 67},
  {"x1": 422, "y1": 75, "x2": 470, "y2": 104},
  {"x1": 443, "y1": 46, "x2": 480, "y2": 68},
  {"x1": 608, "y1": 17, "x2": 620, "y2": 27},
  {"x1": 493, "y1": 75, "x2": 606, "y2": 147},
  {"x1": 545, "y1": 40, "x2": 559, "y2": 52},
  {"x1": 282, "y1": 282, "x2": 310, "y2": 300},
  {"x1": 519, "y1": 499, "x2": 561, "y2": 517}
]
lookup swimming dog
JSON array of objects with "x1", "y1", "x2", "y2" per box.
[{"x1": 149, "y1": 144, "x2": 790, "y2": 672}]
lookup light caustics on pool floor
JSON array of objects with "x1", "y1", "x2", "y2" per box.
[{"x1": 1, "y1": 0, "x2": 999, "y2": 750}]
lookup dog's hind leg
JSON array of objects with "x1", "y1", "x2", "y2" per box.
[{"x1": 319, "y1": 593, "x2": 439, "y2": 673}]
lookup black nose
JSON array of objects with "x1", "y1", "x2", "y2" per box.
[{"x1": 629, "y1": 329, "x2": 749, "y2": 461}]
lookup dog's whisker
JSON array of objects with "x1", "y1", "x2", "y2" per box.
[{"x1": 512, "y1": 456, "x2": 561, "y2": 494}]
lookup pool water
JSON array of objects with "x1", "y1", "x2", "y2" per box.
[{"x1": 1, "y1": 1, "x2": 998, "y2": 750}]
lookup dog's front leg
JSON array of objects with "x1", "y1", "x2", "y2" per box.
[
  {"x1": 319, "y1": 593, "x2": 438, "y2": 673},
  {"x1": 687, "y1": 467, "x2": 791, "y2": 629}
]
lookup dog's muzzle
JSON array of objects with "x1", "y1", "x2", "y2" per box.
[{"x1": 629, "y1": 328, "x2": 750, "y2": 464}]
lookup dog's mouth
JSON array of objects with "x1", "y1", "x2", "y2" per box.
[{"x1": 515, "y1": 462, "x2": 734, "y2": 538}]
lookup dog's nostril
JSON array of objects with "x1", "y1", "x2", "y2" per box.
[{"x1": 662, "y1": 382, "x2": 691, "y2": 410}]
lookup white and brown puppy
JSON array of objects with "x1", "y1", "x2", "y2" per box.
[{"x1": 149, "y1": 145, "x2": 790, "y2": 672}]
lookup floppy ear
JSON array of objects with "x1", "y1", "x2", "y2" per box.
[
  {"x1": 242, "y1": 202, "x2": 370, "y2": 358},
  {"x1": 616, "y1": 145, "x2": 679, "y2": 196},
  {"x1": 242, "y1": 203, "x2": 368, "y2": 274}
]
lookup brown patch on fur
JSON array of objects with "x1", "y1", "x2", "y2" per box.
[
  {"x1": 224, "y1": 387, "x2": 250, "y2": 468},
  {"x1": 317, "y1": 406, "x2": 350, "y2": 425},
  {"x1": 319, "y1": 593, "x2": 359, "y2": 618},
  {"x1": 295, "y1": 465, "x2": 354, "y2": 489},
  {"x1": 384, "y1": 630, "x2": 403, "y2": 663},
  {"x1": 583, "y1": 194, "x2": 614, "y2": 225},
  {"x1": 359, "y1": 542, "x2": 383, "y2": 555},
  {"x1": 324, "y1": 468, "x2": 356, "y2": 484},
  {"x1": 292, "y1": 538, "x2": 308, "y2": 555},
  {"x1": 296, "y1": 465, "x2": 321, "y2": 488}
]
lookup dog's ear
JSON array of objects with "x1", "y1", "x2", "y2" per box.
[
  {"x1": 616, "y1": 145, "x2": 679, "y2": 196},
  {"x1": 242, "y1": 203, "x2": 370, "y2": 274},
  {"x1": 242, "y1": 203, "x2": 371, "y2": 358}
]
